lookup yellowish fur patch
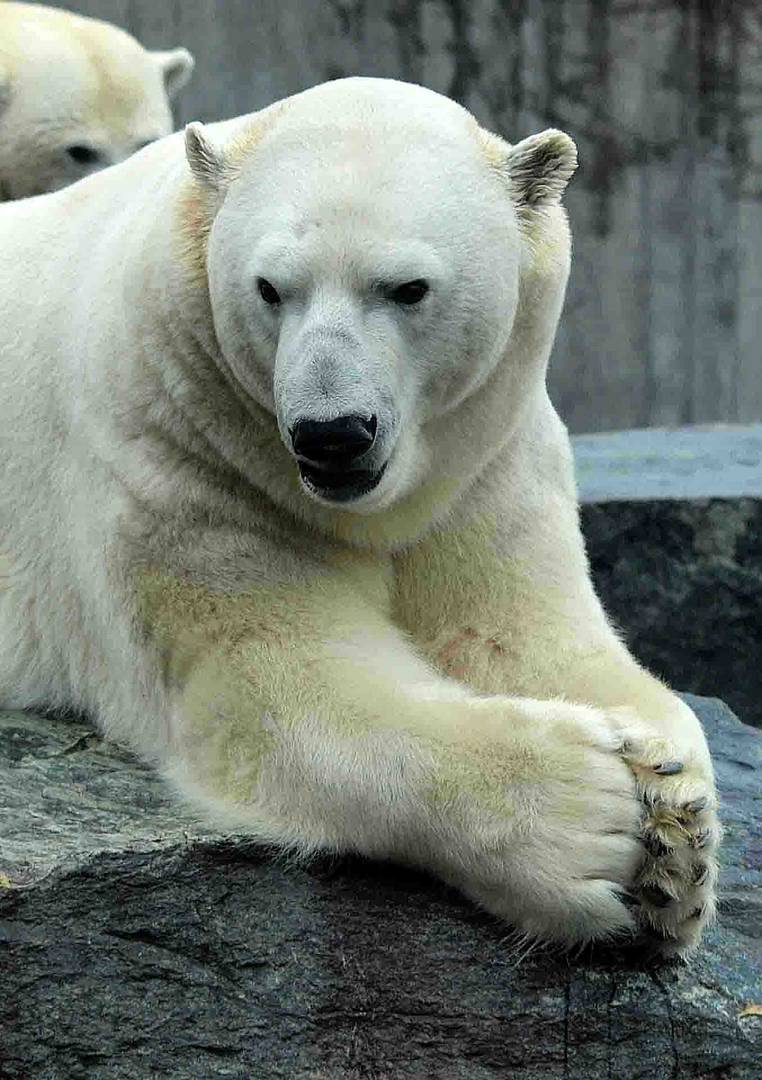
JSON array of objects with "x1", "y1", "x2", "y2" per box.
[
  {"x1": 173, "y1": 104, "x2": 289, "y2": 289},
  {"x1": 139, "y1": 561, "x2": 444, "y2": 807},
  {"x1": 174, "y1": 178, "x2": 214, "y2": 289},
  {"x1": 323, "y1": 475, "x2": 462, "y2": 551},
  {"x1": 521, "y1": 206, "x2": 571, "y2": 278},
  {"x1": 476, "y1": 125, "x2": 512, "y2": 172},
  {"x1": 136, "y1": 564, "x2": 571, "y2": 818},
  {"x1": 138, "y1": 554, "x2": 389, "y2": 683},
  {"x1": 391, "y1": 514, "x2": 678, "y2": 719}
]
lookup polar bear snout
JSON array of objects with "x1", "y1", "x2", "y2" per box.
[
  {"x1": 270, "y1": 324, "x2": 402, "y2": 506},
  {"x1": 289, "y1": 414, "x2": 389, "y2": 504},
  {"x1": 291, "y1": 415, "x2": 377, "y2": 466}
]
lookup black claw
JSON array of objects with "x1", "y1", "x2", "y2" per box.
[
  {"x1": 642, "y1": 884, "x2": 675, "y2": 909},
  {"x1": 689, "y1": 906, "x2": 706, "y2": 920},
  {"x1": 691, "y1": 829, "x2": 713, "y2": 850},
  {"x1": 642, "y1": 832, "x2": 672, "y2": 858},
  {"x1": 683, "y1": 797, "x2": 708, "y2": 814},
  {"x1": 653, "y1": 760, "x2": 684, "y2": 776},
  {"x1": 691, "y1": 863, "x2": 709, "y2": 886}
]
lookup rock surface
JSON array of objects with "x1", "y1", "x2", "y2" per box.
[
  {"x1": 573, "y1": 425, "x2": 762, "y2": 503},
  {"x1": 1, "y1": 696, "x2": 760, "y2": 1079},
  {"x1": 580, "y1": 499, "x2": 762, "y2": 730},
  {"x1": 572, "y1": 427, "x2": 762, "y2": 729}
]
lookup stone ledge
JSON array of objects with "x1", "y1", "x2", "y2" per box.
[
  {"x1": 573, "y1": 424, "x2": 762, "y2": 503},
  {"x1": 572, "y1": 427, "x2": 762, "y2": 730},
  {"x1": 582, "y1": 499, "x2": 762, "y2": 729},
  {"x1": 1, "y1": 697, "x2": 760, "y2": 1079}
]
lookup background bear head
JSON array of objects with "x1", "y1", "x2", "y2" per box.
[{"x1": 0, "y1": 2, "x2": 193, "y2": 200}]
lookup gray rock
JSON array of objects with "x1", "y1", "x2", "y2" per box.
[
  {"x1": 582, "y1": 500, "x2": 762, "y2": 729},
  {"x1": 1, "y1": 697, "x2": 759, "y2": 1079},
  {"x1": 570, "y1": 425, "x2": 762, "y2": 730},
  {"x1": 573, "y1": 425, "x2": 762, "y2": 504}
]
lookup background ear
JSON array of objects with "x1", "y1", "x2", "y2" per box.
[
  {"x1": 185, "y1": 122, "x2": 229, "y2": 193},
  {"x1": 504, "y1": 129, "x2": 577, "y2": 207},
  {"x1": 154, "y1": 47, "x2": 194, "y2": 99}
]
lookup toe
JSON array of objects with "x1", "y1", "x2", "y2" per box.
[{"x1": 631, "y1": 771, "x2": 720, "y2": 955}]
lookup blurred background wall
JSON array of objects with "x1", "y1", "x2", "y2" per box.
[{"x1": 31, "y1": 0, "x2": 762, "y2": 434}]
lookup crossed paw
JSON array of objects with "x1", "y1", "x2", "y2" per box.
[{"x1": 435, "y1": 700, "x2": 720, "y2": 958}]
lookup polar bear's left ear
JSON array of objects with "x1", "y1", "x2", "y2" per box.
[
  {"x1": 502, "y1": 129, "x2": 578, "y2": 207},
  {"x1": 185, "y1": 122, "x2": 231, "y2": 194},
  {"x1": 154, "y1": 47, "x2": 195, "y2": 99}
]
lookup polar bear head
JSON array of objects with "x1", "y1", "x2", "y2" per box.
[
  {"x1": 185, "y1": 79, "x2": 576, "y2": 516},
  {"x1": 0, "y1": 2, "x2": 193, "y2": 200}
]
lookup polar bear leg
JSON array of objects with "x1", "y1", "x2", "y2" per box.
[
  {"x1": 136, "y1": 563, "x2": 644, "y2": 949},
  {"x1": 391, "y1": 438, "x2": 721, "y2": 955}
]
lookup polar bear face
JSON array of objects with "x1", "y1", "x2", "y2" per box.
[
  {"x1": 0, "y1": 3, "x2": 193, "y2": 200},
  {"x1": 188, "y1": 80, "x2": 575, "y2": 513}
]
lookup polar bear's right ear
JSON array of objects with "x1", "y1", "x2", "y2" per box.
[
  {"x1": 503, "y1": 129, "x2": 578, "y2": 207},
  {"x1": 154, "y1": 48, "x2": 195, "y2": 100},
  {"x1": 185, "y1": 122, "x2": 231, "y2": 194}
]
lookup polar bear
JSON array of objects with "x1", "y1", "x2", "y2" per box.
[
  {"x1": 0, "y1": 2, "x2": 193, "y2": 200},
  {"x1": 0, "y1": 78, "x2": 719, "y2": 954}
]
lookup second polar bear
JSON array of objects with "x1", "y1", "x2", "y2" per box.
[
  {"x1": 0, "y1": 2, "x2": 193, "y2": 199},
  {"x1": 0, "y1": 78, "x2": 720, "y2": 953}
]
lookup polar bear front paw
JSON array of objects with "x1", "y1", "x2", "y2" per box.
[
  {"x1": 440, "y1": 701, "x2": 645, "y2": 950},
  {"x1": 619, "y1": 727, "x2": 721, "y2": 957}
]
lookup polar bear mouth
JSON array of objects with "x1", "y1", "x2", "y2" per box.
[{"x1": 298, "y1": 461, "x2": 388, "y2": 503}]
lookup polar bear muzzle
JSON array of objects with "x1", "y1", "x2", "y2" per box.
[{"x1": 290, "y1": 415, "x2": 387, "y2": 503}]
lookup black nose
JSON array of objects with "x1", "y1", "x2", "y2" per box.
[{"x1": 291, "y1": 415, "x2": 377, "y2": 465}]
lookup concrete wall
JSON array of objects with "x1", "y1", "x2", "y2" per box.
[{"x1": 27, "y1": 1, "x2": 762, "y2": 433}]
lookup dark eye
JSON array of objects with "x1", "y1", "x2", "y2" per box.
[
  {"x1": 66, "y1": 144, "x2": 101, "y2": 165},
  {"x1": 390, "y1": 279, "x2": 429, "y2": 306},
  {"x1": 258, "y1": 278, "x2": 281, "y2": 305}
]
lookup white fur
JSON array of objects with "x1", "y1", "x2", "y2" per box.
[
  {"x1": 0, "y1": 2, "x2": 192, "y2": 199},
  {"x1": 0, "y1": 78, "x2": 719, "y2": 952}
]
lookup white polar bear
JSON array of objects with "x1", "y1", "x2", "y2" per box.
[
  {"x1": 0, "y1": 78, "x2": 719, "y2": 954},
  {"x1": 0, "y1": 2, "x2": 193, "y2": 199}
]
